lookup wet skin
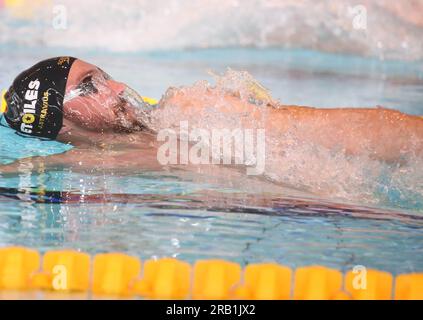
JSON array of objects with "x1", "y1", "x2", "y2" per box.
[{"x1": 1, "y1": 59, "x2": 422, "y2": 176}]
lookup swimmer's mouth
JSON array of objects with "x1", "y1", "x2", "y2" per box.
[{"x1": 112, "y1": 100, "x2": 149, "y2": 133}]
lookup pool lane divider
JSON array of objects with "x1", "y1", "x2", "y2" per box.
[{"x1": 0, "y1": 247, "x2": 422, "y2": 300}]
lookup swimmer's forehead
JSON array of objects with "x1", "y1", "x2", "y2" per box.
[{"x1": 66, "y1": 59, "x2": 103, "y2": 92}]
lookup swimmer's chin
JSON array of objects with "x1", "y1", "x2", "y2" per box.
[
  {"x1": 113, "y1": 100, "x2": 157, "y2": 133},
  {"x1": 112, "y1": 121, "x2": 150, "y2": 134}
]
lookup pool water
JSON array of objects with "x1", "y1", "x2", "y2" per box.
[{"x1": 0, "y1": 47, "x2": 422, "y2": 275}]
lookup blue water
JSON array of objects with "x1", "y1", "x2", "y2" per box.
[{"x1": 0, "y1": 47, "x2": 422, "y2": 275}]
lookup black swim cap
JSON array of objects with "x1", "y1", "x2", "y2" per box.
[{"x1": 3, "y1": 57, "x2": 76, "y2": 139}]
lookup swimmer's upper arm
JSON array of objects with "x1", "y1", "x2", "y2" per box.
[{"x1": 0, "y1": 149, "x2": 82, "y2": 175}]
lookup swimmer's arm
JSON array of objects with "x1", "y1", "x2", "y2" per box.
[
  {"x1": 160, "y1": 90, "x2": 423, "y2": 162},
  {"x1": 0, "y1": 146, "x2": 164, "y2": 175},
  {"x1": 272, "y1": 106, "x2": 423, "y2": 161},
  {"x1": 0, "y1": 149, "x2": 100, "y2": 174}
]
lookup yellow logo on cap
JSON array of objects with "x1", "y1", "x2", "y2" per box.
[
  {"x1": 22, "y1": 114, "x2": 35, "y2": 124},
  {"x1": 1, "y1": 90, "x2": 7, "y2": 113},
  {"x1": 57, "y1": 57, "x2": 70, "y2": 66}
]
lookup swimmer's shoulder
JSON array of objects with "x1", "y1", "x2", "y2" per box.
[{"x1": 272, "y1": 104, "x2": 317, "y2": 115}]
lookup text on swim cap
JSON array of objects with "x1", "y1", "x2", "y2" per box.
[{"x1": 21, "y1": 80, "x2": 40, "y2": 134}]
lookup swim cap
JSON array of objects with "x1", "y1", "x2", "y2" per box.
[{"x1": 3, "y1": 57, "x2": 76, "y2": 139}]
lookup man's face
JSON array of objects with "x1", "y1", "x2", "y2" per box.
[{"x1": 62, "y1": 59, "x2": 144, "y2": 135}]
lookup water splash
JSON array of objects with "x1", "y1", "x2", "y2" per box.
[{"x1": 153, "y1": 69, "x2": 423, "y2": 210}]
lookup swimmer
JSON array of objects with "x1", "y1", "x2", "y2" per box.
[{"x1": 0, "y1": 57, "x2": 422, "y2": 174}]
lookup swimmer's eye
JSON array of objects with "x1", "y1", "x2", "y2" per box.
[{"x1": 78, "y1": 75, "x2": 98, "y2": 96}]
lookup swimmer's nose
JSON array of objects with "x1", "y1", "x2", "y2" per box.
[{"x1": 107, "y1": 80, "x2": 126, "y2": 96}]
